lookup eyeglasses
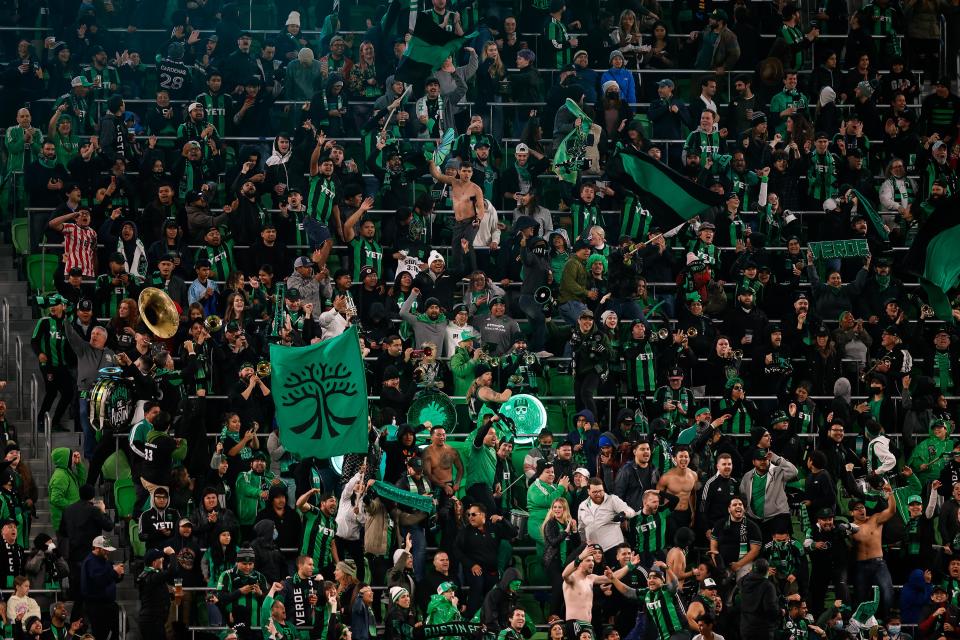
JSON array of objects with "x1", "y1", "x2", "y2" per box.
[{"x1": 467, "y1": 512, "x2": 481, "y2": 517}]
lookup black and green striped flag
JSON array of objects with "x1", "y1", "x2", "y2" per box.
[
  {"x1": 904, "y1": 196, "x2": 960, "y2": 323},
  {"x1": 606, "y1": 148, "x2": 723, "y2": 231},
  {"x1": 395, "y1": 18, "x2": 475, "y2": 88}
]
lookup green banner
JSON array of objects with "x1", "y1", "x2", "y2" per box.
[
  {"x1": 370, "y1": 480, "x2": 436, "y2": 514},
  {"x1": 270, "y1": 327, "x2": 369, "y2": 458},
  {"x1": 809, "y1": 239, "x2": 870, "y2": 261}
]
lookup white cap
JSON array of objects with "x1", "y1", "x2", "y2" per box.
[
  {"x1": 515, "y1": 143, "x2": 530, "y2": 154},
  {"x1": 188, "y1": 102, "x2": 204, "y2": 113},
  {"x1": 92, "y1": 535, "x2": 116, "y2": 552},
  {"x1": 573, "y1": 467, "x2": 590, "y2": 477}
]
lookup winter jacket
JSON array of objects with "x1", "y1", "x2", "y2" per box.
[
  {"x1": 80, "y1": 552, "x2": 122, "y2": 602},
  {"x1": 901, "y1": 569, "x2": 933, "y2": 624},
  {"x1": 526, "y1": 480, "x2": 566, "y2": 544},
  {"x1": 599, "y1": 67, "x2": 636, "y2": 104},
  {"x1": 399, "y1": 294, "x2": 447, "y2": 349},
  {"x1": 48, "y1": 448, "x2": 87, "y2": 532}
]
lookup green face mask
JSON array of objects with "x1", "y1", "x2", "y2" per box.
[{"x1": 509, "y1": 580, "x2": 522, "y2": 592}]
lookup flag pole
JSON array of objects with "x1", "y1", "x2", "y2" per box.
[
  {"x1": 625, "y1": 220, "x2": 688, "y2": 257},
  {"x1": 380, "y1": 85, "x2": 413, "y2": 139}
]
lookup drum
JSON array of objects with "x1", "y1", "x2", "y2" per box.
[
  {"x1": 510, "y1": 509, "x2": 529, "y2": 540},
  {"x1": 89, "y1": 374, "x2": 134, "y2": 432},
  {"x1": 407, "y1": 390, "x2": 458, "y2": 432}
]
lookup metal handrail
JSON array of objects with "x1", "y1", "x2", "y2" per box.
[
  {"x1": 0, "y1": 298, "x2": 7, "y2": 381},
  {"x1": 14, "y1": 337, "x2": 23, "y2": 423},
  {"x1": 44, "y1": 412, "x2": 52, "y2": 483},
  {"x1": 27, "y1": 374, "x2": 37, "y2": 425}
]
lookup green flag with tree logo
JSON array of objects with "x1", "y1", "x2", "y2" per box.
[{"x1": 270, "y1": 326, "x2": 369, "y2": 457}]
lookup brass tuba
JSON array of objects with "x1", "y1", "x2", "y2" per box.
[
  {"x1": 138, "y1": 287, "x2": 180, "y2": 339},
  {"x1": 204, "y1": 315, "x2": 223, "y2": 333}
]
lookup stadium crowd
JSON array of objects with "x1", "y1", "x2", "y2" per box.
[{"x1": 5, "y1": 0, "x2": 960, "y2": 637}]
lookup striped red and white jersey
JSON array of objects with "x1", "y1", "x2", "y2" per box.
[{"x1": 61, "y1": 223, "x2": 98, "y2": 276}]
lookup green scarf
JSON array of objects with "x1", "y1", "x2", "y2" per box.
[{"x1": 371, "y1": 481, "x2": 436, "y2": 514}]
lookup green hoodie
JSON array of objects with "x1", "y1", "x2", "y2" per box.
[
  {"x1": 49, "y1": 447, "x2": 87, "y2": 531},
  {"x1": 236, "y1": 468, "x2": 278, "y2": 525},
  {"x1": 908, "y1": 432, "x2": 953, "y2": 484},
  {"x1": 426, "y1": 593, "x2": 461, "y2": 639}
]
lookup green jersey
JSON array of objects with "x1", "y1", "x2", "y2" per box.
[
  {"x1": 307, "y1": 176, "x2": 337, "y2": 226},
  {"x1": 32, "y1": 315, "x2": 68, "y2": 367},
  {"x1": 633, "y1": 507, "x2": 672, "y2": 553},
  {"x1": 195, "y1": 241, "x2": 236, "y2": 282},
  {"x1": 570, "y1": 201, "x2": 600, "y2": 241},
  {"x1": 216, "y1": 567, "x2": 268, "y2": 626},
  {"x1": 620, "y1": 193, "x2": 652, "y2": 240},
  {"x1": 544, "y1": 18, "x2": 571, "y2": 69},
  {"x1": 628, "y1": 585, "x2": 686, "y2": 640},
  {"x1": 349, "y1": 237, "x2": 384, "y2": 281},
  {"x1": 301, "y1": 506, "x2": 337, "y2": 567}
]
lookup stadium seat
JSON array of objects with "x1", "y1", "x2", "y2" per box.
[
  {"x1": 25, "y1": 254, "x2": 59, "y2": 296},
  {"x1": 11, "y1": 219, "x2": 29, "y2": 256}
]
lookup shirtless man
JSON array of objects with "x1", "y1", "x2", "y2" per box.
[
  {"x1": 423, "y1": 424, "x2": 464, "y2": 497},
  {"x1": 563, "y1": 543, "x2": 626, "y2": 626},
  {"x1": 429, "y1": 158, "x2": 485, "y2": 272},
  {"x1": 657, "y1": 444, "x2": 698, "y2": 534},
  {"x1": 849, "y1": 481, "x2": 896, "y2": 618}
]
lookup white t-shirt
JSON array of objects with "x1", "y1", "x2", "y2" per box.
[{"x1": 693, "y1": 634, "x2": 725, "y2": 640}]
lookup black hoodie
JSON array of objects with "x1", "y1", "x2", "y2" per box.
[
  {"x1": 480, "y1": 567, "x2": 522, "y2": 634},
  {"x1": 249, "y1": 519, "x2": 287, "y2": 583},
  {"x1": 738, "y1": 570, "x2": 779, "y2": 639}
]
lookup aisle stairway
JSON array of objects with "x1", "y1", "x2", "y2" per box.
[{"x1": 2, "y1": 244, "x2": 140, "y2": 639}]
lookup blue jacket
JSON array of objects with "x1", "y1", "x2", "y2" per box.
[
  {"x1": 351, "y1": 595, "x2": 377, "y2": 640},
  {"x1": 600, "y1": 67, "x2": 636, "y2": 105},
  {"x1": 80, "y1": 552, "x2": 122, "y2": 602}
]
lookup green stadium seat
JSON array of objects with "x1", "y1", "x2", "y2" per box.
[
  {"x1": 102, "y1": 450, "x2": 132, "y2": 482},
  {"x1": 11, "y1": 219, "x2": 29, "y2": 256},
  {"x1": 114, "y1": 476, "x2": 138, "y2": 520},
  {"x1": 25, "y1": 254, "x2": 60, "y2": 295}
]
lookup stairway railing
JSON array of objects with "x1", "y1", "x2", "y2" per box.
[
  {"x1": 14, "y1": 337, "x2": 22, "y2": 422},
  {"x1": 1, "y1": 298, "x2": 8, "y2": 381}
]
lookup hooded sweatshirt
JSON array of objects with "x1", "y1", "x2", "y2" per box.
[
  {"x1": 399, "y1": 294, "x2": 447, "y2": 349},
  {"x1": 250, "y1": 520, "x2": 287, "y2": 583},
  {"x1": 738, "y1": 571, "x2": 778, "y2": 639},
  {"x1": 48, "y1": 448, "x2": 87, "y2": 531},
  {"x1": 137, "y1": 490, "x2": 180, "y2": 551}
]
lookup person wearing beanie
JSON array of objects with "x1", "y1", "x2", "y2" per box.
[
  {"x1": 385, "y1": 585, "x2": 417, "y2": 640},
  {"x1": 285, "y1": 47, "x2": 322, "y2": 105},
  {"x1": 717, "y1": 378, "x2": 760, "y2": 436},
  {"x1": 600, "y1": 50, "x2": 636, "y2": 105},
  {"x1": 739, "y1": 445, "x2": 798, "y2": 541},
  {"x1": 236, "y1": 452, "x2": 279, "y2": 538},
  {"x1": 135, "y1": 547, "x2": 176, "y2": 640},
  {"x1": 400, "y1": 285, "x2": 448, "y2": 350},
  {"x1": 215, "y1": 547, "x2": 269, "y2": 628},
  {"x1": 191, "y1": 487, "x2": 239, "y2": 545},
  {"x1": 542, "y1": 0, "x2": 577, "y2": 70},
  {"x1": 275, "y1": 11, "x2": 310, "y2": 62}
]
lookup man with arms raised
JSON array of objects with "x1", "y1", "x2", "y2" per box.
[
  {"x1": 429, "y1": 157, "x2": 485, "y2": 273},
  {"x1": 849, "y1": 480, "x2": 896, "y2": 619}
]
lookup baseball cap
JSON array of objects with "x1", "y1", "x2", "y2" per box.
[
  {"x1": 657, "y1": 79, "x2": 675, "y2": 89},
  {"x1": 579, "y1": 308, "x2": 594, "y2": 319},
  {"x1": 77, "y1": 299, "x2": 93, "y2": 312},
  {"x1": 285, "y1": 288, "x2": 301, "y2": 300},
  {"x1": 71, "y1": 76, "x2": 93, "y2": 88},
  {"x1": 68, "y1": 266, "x2": 83, "y2": 277},
  {"x1": 573, "y1": 467, "x2": 590, "y2": 477},
  {"x1": 188, "y1": 102, "x2": 204, "y2": 112},
  {"x1": 702, "y1": 578, "x2": 717, "y2": 588},
  {"x1": 93, "y1": 535, "x2": 117, "y2": 551},
  {"x1": 178, "y1": 518, "x2": 193, "y2": 527},
  {"x1": 294, "y1": 256, "x2": 313, "y2": 269}
]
